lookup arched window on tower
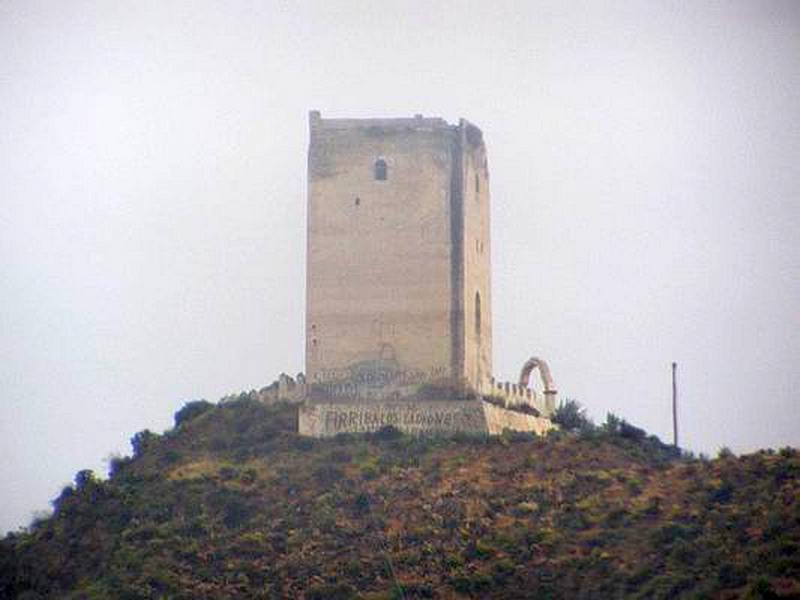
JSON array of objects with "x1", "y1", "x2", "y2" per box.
[
  {"x1": 374, "y1": 158, "x2": 387, "y2": 181},
  {"x1": 475, "y1": 291, "x2": 482, "y2": 338}
]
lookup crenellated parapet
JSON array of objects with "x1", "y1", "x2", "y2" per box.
[
  {"x1": 220, "y1": 372, "x2": 308, "y2": 406},
  {"x1": 480, "y1": 356, "x2": 558, "y2": 417}
]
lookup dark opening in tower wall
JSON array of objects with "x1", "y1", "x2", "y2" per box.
[{"x1": 374, "y1": 158, "x2": 387, "y2": 180}]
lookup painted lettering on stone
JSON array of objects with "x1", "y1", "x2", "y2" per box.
[
  {"x1": 313, "y1": 403, "x2": 485, "y2": 435},
  {"x1": 309, "y1": 362, "x2": 448, "y2": 401}
]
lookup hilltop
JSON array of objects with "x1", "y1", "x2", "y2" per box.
[{"x1": 1, "y1": 398, "x2": 798, "y2": 599}]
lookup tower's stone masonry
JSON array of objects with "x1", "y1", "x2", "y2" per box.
[
  {"x1": 293, "y1": 111, "x2": 557, "y2": 436},
  {"x1": 306, "y1": 112, "x2": 491, "y2": 397},
  {"x1": 299, "y1": 400, "x2": 554, "y2": 438}
]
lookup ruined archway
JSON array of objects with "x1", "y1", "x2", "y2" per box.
[{"x1": 518, "y1": 356, "x2": 555, "y2": 393}]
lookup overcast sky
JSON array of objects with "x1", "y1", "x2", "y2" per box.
[{"x1": 2, "y1": 1, "x2": 798, "y2": 533}]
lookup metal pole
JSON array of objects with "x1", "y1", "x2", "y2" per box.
[{"x1": 672, "y1": 362, "x2": 678, "y2": 447}]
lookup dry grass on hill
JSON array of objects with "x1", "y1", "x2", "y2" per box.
[{"x1": 1, "y1": 399, "x2": 798, "y2": 599}]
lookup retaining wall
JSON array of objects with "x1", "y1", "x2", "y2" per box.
[{"x1": 298, "y1": 400, "x2": 555, "y2": 438}]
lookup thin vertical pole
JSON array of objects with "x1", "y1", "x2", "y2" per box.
[{"x1": 672, "y1": 362, "x2": 678, "y2": 447}]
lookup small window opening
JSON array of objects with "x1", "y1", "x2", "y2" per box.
[
  {"x1": 355, "y1": 197, "x2": 361, "y2": 206},
  {"x1": 475, "y1": 291, "x2": 482, "y2": 337},
  {"x1": 475, "y1": 173, "x2": 480, "y2": 194},
  {"x1": 374, "y1": 158, "x2": 387, "y2": 181}
]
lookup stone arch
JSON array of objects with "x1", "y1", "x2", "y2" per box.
[{"x1": 518, "y1": 356, "x2": 555, "y2": 393}]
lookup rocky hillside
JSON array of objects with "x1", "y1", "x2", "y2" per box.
[{"x1": 1, "y1": 398, "x2": 798, "y2": 599}]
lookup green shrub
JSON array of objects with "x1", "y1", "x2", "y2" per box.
[
  {"x1": 360, "y1": 464, "x2": 379, "y2": 480},
  {"x1": 313, "y1": 464, "x2": 344, "y2": 485},
  {"x1": 717, "y1": 446, "x2": 735, "y2": 459},
  {"x1": 130, "y1": 429, "x2": 158, "y2": 458},
  {"x1": 717, "y1": 562, "x2": 748, "y2": 587},
  {"x1": 161, "y1": 449, "x2": 181, "y2": 465},
  {"x1": 619, "y1": 420, "x2": 647, "y2": 441},
  {"x1": 744, "y1": 577, "x2": 779, "y2": 599},
  {"x1": 221, "y1": 497, "x2": 252, "y2": 529},
  {"x1": 328, "y1": 448, "x2": 352, "y2": 463},
  {"x1": 5, "y1": 395, "x2": 798, "y2": 599},
  {"x1": 708, "y1": 481, "x2": 735, "y2": 504},
  {"x1": 306, "y1": 582, "x2": 358, "y2": 600},
  {"x1": 353, "y1": 492, "x2": 371, "y2": 515},
  {"x1": 241, "y1": 468, "x2": 258, "y2": 484},
  {"x1": 74, "y1": 469, "x2": 96, "y2": 490},
  {"x1": 290, "y1": 436, "x2": 315, "y2": 451},
  {"x1": 502, "y1": 429, "x2": 538, "y2": 443},
  {"x1": 491, "y1": 558, "x2": 516, "y2": 584},
  {"x1": 174, "y1": 400, "x2": 214, "y2": 428},
  {"x1": 667, "y1": 539, "x2": 698, "y2": 565},
  {"x1": 373, "y1": 425, "x2": 403, "y2": 440},
  {"x1": 107, "y1": 454, "x2": 131, "y2": 478},
  {"x1": 219, "y1": 466, "x2": 238, "y2": 480},
  {"x1": 451, "y1": 572, "x2": 492, "y2": 595},
  {"x1": 552, "y1": 400, "x2": 592, "y2": 432}
]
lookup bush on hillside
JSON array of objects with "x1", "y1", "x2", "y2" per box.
[
  {"x1": 5, "y1": 395, "x2": 797, "y2": 599},
  {"x1": 717, "y1": 446, "x2": 735, "y2": 459},
  {"x1": 552, "y1": 399, "x2": 592, "y2": 432},
  {"x1": 603, "y1": 413, "x2": 647, "y2": 442},
  {"x1": 130, "y1": 429, "x2": 158, "y2": 459},
  {"x1": 373, "y1": 425, "x2": 403, "y2": 440},
  {"x1": 174, "y1": 400, "x2": 214, "y2": 427}
]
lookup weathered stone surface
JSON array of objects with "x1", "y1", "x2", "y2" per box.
[
  {"x1": 306, "y1": 113, "x2": 491, "y2": 394},
  {"x1": 297, "y1": 112, "x2": 559, "y2": 436},
  {"x1": 298, "y1": 400, "x2": 555, "y2": 438},
  {"x1": 481, "y1": 401, "x2": 554, "y2": 436}
]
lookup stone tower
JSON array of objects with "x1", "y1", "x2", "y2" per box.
[{"x1": 305, "y1": 112, "x2": 491, "y2": 398}]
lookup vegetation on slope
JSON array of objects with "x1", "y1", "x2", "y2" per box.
[{"x1": 1, "y1": 398, "x2": 798, "y2": 599}]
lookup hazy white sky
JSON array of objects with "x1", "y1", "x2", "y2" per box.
[{"x1": 1, "y1": 1, "x2": 798, "y2": 533}]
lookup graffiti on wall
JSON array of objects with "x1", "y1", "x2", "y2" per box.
[
  {"x1": 310, "y1": 355, "x2": 448, "y2": 400},
  {"x1": 299, "y1": 401, "x2": 486, "y2": 436}
]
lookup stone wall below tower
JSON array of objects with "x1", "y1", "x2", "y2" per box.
[
  {"x1": 298, "y1": 400, "x2": 555, "y2": 438},
  {"x1": 480, "y1": 377, "x2": 557, "y2": 418}
]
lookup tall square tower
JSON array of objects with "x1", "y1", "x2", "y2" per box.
[{"x1": 305, "y1": 112, "x2": 491, "y2": 398}]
